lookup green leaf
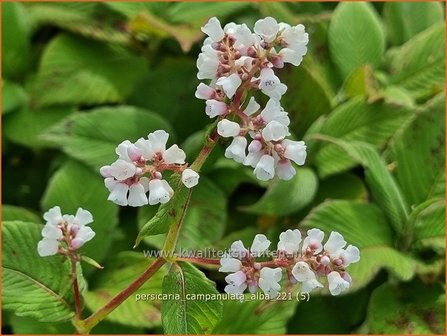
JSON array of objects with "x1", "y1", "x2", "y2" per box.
[
  {"x1": 241, "y1": 167, "x2": 318, "y2": 216},
  {"x1": 383, "y1": 2, "x2": 444, "y2": 46},
  {"x1": 2, "y1": 205, "x2": 41, "y2": 223},
  {"x1": 387, "y1": 23, "x2": 445, "y2": 100},
  {"x1": 368, "y1": 282, "x2": 445, "y2": 334},
  {"x1": 337, "y1": 65, "x2": 379, "y2": 101},
  {"x1": 85, "y1": 252, "x2": 166, "y2": 328},
  {"x1": 380, "y1": 85, "x2": 416, "y2": 109},
  {"x1": 301, "y1": 200, "x2": 416, "y2": 290},
  {"x1": 258, "y1": 2, "x2": 296, "y2": 23},
  {"x1": 2, "y1": 2, "x2": 30, "y2": 79},
  {"x1": 138, "y1": 176, "x2": 227, "y2": 249},
  {"x1": 128, "y1": 58, "x2": 208, "y2": 141},
  {"x1": 105, "y1": 2, "x2": 170, "y2": 18},
  {"x1": 412, "y1": 199, "x2": 445, "y2": 251},
  {"x1": 10, "y1": 315, "x2": 145, "y2": 334},
  {"x1": 167, "y1": 2, "x2": 250, "y2": 26},
  {"x1": 328, "y1": 2, "x2": 385, "y2": 78},
  {"x1": 42, "y1": 106, "x2": 173, "y2": 170},
  {"x1": 2, "y1": 79, "x2": 28, "y2": 115},
  {"x1": 10, "y1": 315, "x2": 74, "y2": 334},
  {"x1": 213, "y1": 299, "x2": 296, "y2": 334},
  {"x1": 26, "y1": 3, "x2": 129, "y2": 44},
  {"x1": 3, "y1": 105, "x2": 74, "y2": 149},
  {"x1": 313, "y1": 97, "x2": 411, "y2": 177},
  {"x1": 2, "y1": 221, "x2": 75, "y2": 321},
  {"x1": 207, "y1": 164, "x2": 257, "y2": 196},
  {"x1": 135, "y1": 174, "x2": 190, "y2": 247},
  {"x1": 282, "y1": 62, "x2": 334, "y2": 137},
  {"x1": 31, "y1": 34, "x2": 147, "y2": 106},
  {"x1": 41, "y1": 160, "x2": 118, "y2": 268},
  {"x1": 385, "y1": 94, "x2": 445, "y2": 206},
  {"x1": 313, "y1": 172, "x2": 368, "y2": 203},
  {"x1": 161, "y1": 262, "x2": 223, "y2": 334},
  {"x1": 315, "y1": 137, "x2": 409, "y2": 233}
]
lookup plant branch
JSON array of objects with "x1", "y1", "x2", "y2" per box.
[
  {"x1": 79, "y1": 257, "x2": 166, "y2": 334},
  {"x1": 71, "y1": 259, "x2": 82, "y2": 319},
  {"x1": 174, "y1": 256, "x2": 221, "y2": 265}
]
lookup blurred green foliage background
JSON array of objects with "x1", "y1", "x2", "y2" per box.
[{"x1": 2, "y1": 1, "x2": 446, "y2": 334}]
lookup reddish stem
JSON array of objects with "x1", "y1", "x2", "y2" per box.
[
  {"x1": 81, "y1": 257, "x2": 166, "y2": 333},
  {"x1": 174, "y1": 256, "x2": 221, "y2": 265},
  {"x1": 71, "y1": 259, "x2": 82, "y2": 319}
]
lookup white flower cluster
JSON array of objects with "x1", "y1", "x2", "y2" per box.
[
  {"x1": 196, "y1": 17, "x2": 309, "y2": 181},
  {"x1": 100, "y1": 130, "x2": 199, "y2": 207},
  {"x1": 219, "y1": 229, "x2": 360, "y2": 298},
  {"x1": 37, "y1": 206, "x2": 95, "y2": 257}
]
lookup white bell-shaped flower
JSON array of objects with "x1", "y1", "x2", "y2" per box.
[
  {"x1": 277, "y1": 229, "x2": 301, "y2": 254},
  {"x1": 127, "y1": 177, "x2": 150, "y2": 207},
  {"x1": 230, "y1": 240, "x2": 249, "y2": 259},
  {"x1": 219, "y1": 253, "x2": 242, "y2": 273},
  {"x1": 217, "y1": 119, "x2": 241, "y2": 137},
  {"x1": 71, "y1": 226, "x2": 96, "y2": 249},
  {"x1": 262, "y1": 120, "x2": 289, "y2": 141},
  {"x1": 254, "y1": 17, "x2": 279, "y2": 43},
  {"x1": 282, "y1": 24, "x2": 309, "y2": 47},
  {"x1": 291, "y1": 261, "x2": 315, "y2": 282},
  {"x1": 181, "y1": 168, "x2": 200, "y2": 188},
  {"x1": 224, "y1": 271, "x2": 247, "y2": 294},
  {"x1": 233, "y1": 23, "x2": 256, "y2": 48},
  {"x1": 41, "y1": 224, "x2": 63, "y2": 240},
  {"x1": 243, "y1": 97, "x2": 261, "y2": 116},
  {"x1": 205, "y1": 99, "x2": 228, "y2": 118},
  {"x1": 258, "y1": 267, "x2": 282, "y2": 298},
  {"x1": 216, "y1": 74, "x2": 242, "y2": 99},
  {"x1": 115, "y1": 140, "x2": 133, "y2": 161},
  {"x1": 134, "y1": 137, "x2": 155, "y2": 160},
  {"x1": 258, "y1": 68, "x2": 287, "y2": 99},
  {"x1": 276, "y1": 159, "x2": 296, "y2": 181},
  {"x1": 37, "y1": 238, "x2": 60, "y2": 257},
  {"x1": 109, "y1": 159, "x2": 137, "y2": 181},
  {"x1": 301, "y1": 228, "x2": 324, "y2": 254},
  {"x1": 196, "y1": 47, "x2": 219, "y2": 80},
  {"x1": 244, "y1": 151, "x2": 263, "y2": 168},
  {"x1": 280, "y1": 47, "x2": 306, "y2": 67},
  {"x1": 301, "y1": 278, "x2": 324, "y2": 293},
  {"x1": 148, "y1": 179, "x2": 174, "y2": 205},
  {"x1": 105, "y1": 178, "x2": 129, "y2": 206},
  {"x1": 282, "y1": 139, "x2": 307, "y2": 166},
  {"x1": 195, "y1": 83, "x2": 215, "y2": 100},
  {"x1": 250, "y1": 234, "x2": 271, "y2": 256},
  {"x1": 162, "y1": 145, "x2": 186, "y2": 164},
  {"x1": 324, "y1": 231, "x2": 347, "y2": 258},
  {"x1": 340, "y1": 245, "x2": 360, "y2": 266},
  {"x1": 201, "y1": 17, "x2": 225, "y2": 42},
  {"x1": 327, "y1": 271, "x2": 350, "y2": 296},
  {"x1": 259, "y1": 99, "x2": 290, "y2": 126},
  {"x1": 148, "y1": 130, "x2": 169, "y2": 154},
  {"x1": 43, "y1": 206, "x2": 63, "y2": 226},
  {"x1": 253, "y1": 154, "x2": 275, "y2": 181},
  {"x1": 225, "y1": 136, "x2": 247, "y2": 163}
]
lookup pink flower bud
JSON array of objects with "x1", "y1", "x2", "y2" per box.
[
  {"x1": 321, "y1": 255, "x2": 330, "y2": 266},
  {"x1": 333, "y1": 258, "x2": 343, "y2": 266},
  {"x1": 248, "y1": 140, "x2": 262, "y2": 153}
]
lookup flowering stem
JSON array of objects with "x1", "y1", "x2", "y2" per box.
[
  {"x1": 174, "y1": 256, "x2": 221, "y2": 265},
  {"x1": 78, "y1": 257, "x2": 165, "y2": 334},
  {"x1": 190, "y1": 130, "x2": 220, "y2": 172},
  {"x1": 71, "y1": 259, "x2": 82, "y2": 320}
]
